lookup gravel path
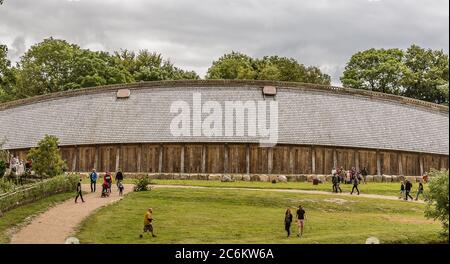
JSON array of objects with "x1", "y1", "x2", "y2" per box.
[{"x1": 10, "y1": 184, "x2": 133, "y2": 244}]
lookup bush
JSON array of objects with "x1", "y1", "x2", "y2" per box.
[
  {"x1": 133, "y1": 176, "x2": 152, "y2": 192},
  {"x1": 27, "y1": 135, "x2": 66, "y2": 178},
  {"x1": 0, "y1": 174, "x2": 78, "y2": 213},
  {"x1": 0, "y1": 160, "x2": 6, "y2": 178},
  {"x1": 424, "y1": 169, "x2": 449, "y2": 241},
  {"x1": 0, "y1": 177, "x2": 15, "y2": 194}
]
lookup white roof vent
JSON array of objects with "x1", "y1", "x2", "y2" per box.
[
  {"x1": 262, "y1": 86, "x2": 277, "y2": 100},
  {"x1": 116, "y1": 89, "x2": 130, "y2": 99}
]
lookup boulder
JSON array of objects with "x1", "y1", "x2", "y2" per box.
[
  {"x1": 405, "y1": 176, "x2": 416, "y2": 183},
  {"x1": 277, "y1": 175, "x2": 287, "y2": 183},
  {"x1": 382, "y1": 175, "x2": 392, "y2": 182},
  {"x1": 298, "y1": 175, "x2": 308, "y2": 182},
  {"x1": 373, "y1": 175, "x2": 382, "y2": 182},
  {"x1": 250, "y1": 174, "x2": 261, "y2": 181},
  {"x1": 286, "y1": 175, "x2": 297, "y2": 182},
  {"x1": 179, "y1": 173, "x2": 190, "y2": 180},
  {"x1": 391, "y1": 175, "x2": 398, "y2": 182},
  {"x1": 190, "y1": 174, "x2": 199, "y2": 180},
  {"x1": 306, "y1": 175, "x2": 315, "y2": 182},
  {"x1": 365, "y1": 176, "x2": 374, "y2": 182},
  {"x1": 317, "y1": 175, "x2": 326, "y2": 183},
  {"x1": 259, "y1": 174, "x2": 269, "y2": 182},
  {"x1": 242, "y1": 174, "x2": 251, "y2": 181},
  {"x1": 208, "y1": 174, "x2": 221, "y2": 181},
  {"x1": 221, "y1": 174, "x2": 233, "y2": 182},
  {"x1": 232, "y1": 174, "x2": 243, "y2": 181}
]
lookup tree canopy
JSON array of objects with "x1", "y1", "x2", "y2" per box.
[
  {"x1": 206, "y1": 52, "x2": 331, "y2": 85},
  {"x1": 341, "y1": 45, "x2": 449, "y2": 104}
]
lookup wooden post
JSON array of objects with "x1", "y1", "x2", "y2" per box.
[
  {"x1": 311, "y1": 146, "x2": 316, "y2": 174},
  {"x1": 72, "y1": 146, "x2": 78, "y2": 172},
  {"x1": 137, "y1": 144, "x2": 142, "y2": 173},
  {"x1": 201, "y1": 145, "x2": 206, "y2": 173},
  {"x1": 333, "y1": 148, "x2": 337, "y2": 168},
  {"x1": 180, "y1": 145, "x2": 185, "y2": 173},
  {"x1": 224, "y1": 144, "x2": 228, "y2": 173},
  {"x1": 158, "y1": 144, "x2": 163, "y2": 174},
  {"x1": 398, "y1": 153, "x2": 403, "y2": 175},
  {"x1": 268, "y1": 147, "x2": 273, "y2": 174},
  {"x1": 246, "y1": 144, "x2": 250, "y2": 175},
  {"x1": 376, "y1": 150, "x2": 381, "y2": 176},
  {"x1": 355, "y1": 150, "x2": 360, "y2": 171},
  {"x1": 419, "y1": 154, "x2": 424, "y2": 176},
  {"x1": 115, "y1": 146, "x2": 120, "y2": 172},
  {"x1": 289, "y1": 147, "x2": 294, "y2": 174},
  {"x1": 94, "y1": 145, "x2": 99, "y2": 171}
]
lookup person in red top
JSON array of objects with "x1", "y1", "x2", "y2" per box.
[{"x1": 104, "y1": 172, "x2": 112, "y2": 193}]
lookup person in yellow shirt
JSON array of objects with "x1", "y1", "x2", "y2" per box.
[{"x1": 140, "y1": 208, "x2": 156, "y2": 238}]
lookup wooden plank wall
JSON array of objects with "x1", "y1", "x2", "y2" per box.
[{"x1": 8, "y1": 144, "x2": 448, "y2": 175}]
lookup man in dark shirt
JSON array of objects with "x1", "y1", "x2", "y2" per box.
[
  {"x1": 75, "y1": 179, "x2": 85, "y2": 203},
  {"x1": 405, "y1": 180, "x2": 414, "y2": 200},
  {"x1": 296, "y1": 205, "x2": 306, "y2": 237},
  {"x1": 115, "y1": 170, "x2": 124, "y2": 189},
  {"x1": 350, "y1": 176, "x2": 360, "y2": 195}
]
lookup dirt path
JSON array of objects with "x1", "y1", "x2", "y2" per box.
[
  {"x1": 151, "y1": 184, "x2": 425, "y2": 203},
  {"x1": 10, "y1": 184, "x2": 133, "y2": 244}
]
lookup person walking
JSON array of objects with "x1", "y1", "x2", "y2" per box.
[
  {"x1": 361, "y1": 167, "x2": 368, "y2": 184},
  {"x1": 104, "y1": 172, "x2": 112, "y2": 194},
  {"x1": 75, "y1": 179, "x2": 85, "y2": 203},
  {"x1": 284, "y1": 208, "x2": 293, "y2": 237},
  {"x1": 296, "y1": 205, "x2": 306, "y2": 237},
  {"x1": 331, "y1": 173, "x2": 337, "y2": 193},
  {"x1": 399, "y1": 181, "x2": 405, "y2": 199},
  {"x1": 415, "y1": 181, "x2": 424, "y2": 201},
  {"x1": 115, "y1": 169, "x2": 124, "y2": 189},
  {"x1": 140, "y1": 208, "x2": 157, "y2": 238},
  {"x1": 89, "y1": 169, "x2": 98, "y2": 192},
  {"x1": 350, "y1": 175, "x2": 360, "y2": 195},
  {"x1": 405, "y1": 180, "x2": 414, "y2": 201}
]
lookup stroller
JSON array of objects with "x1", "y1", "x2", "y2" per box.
[{"x1": 101, "y1": 182, "x2": 110, "y2": 198}]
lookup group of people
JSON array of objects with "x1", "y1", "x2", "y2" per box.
[
  {"x1": 8, "y1": 155, "x2": 32, "y2": 177},
  {"x1": 331, "y1": 166, "x2": 366, "y2": 195},
  {"x1": 284, "y1": 205, "x2": 306, "y2": 238},
  {"x1": 74, "y1": 168, "x2": 125, "y2": 203},
  {"x1": 399, "y1": 180, "x2": 424, "y2": 201}
]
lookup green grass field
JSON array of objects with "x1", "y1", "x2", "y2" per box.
[
  {"x1": 75, "y1": 187, "x2": 442, "y2": 244},
  {"x1": 0, "y1": 192, "x2": 74, "y2": 243},
  {"x1": 82, "y1": 178, "x2": 427, "y2": 197},
  {"x1": 151, "y1": 180, "x2": 427, "y2": 197}
]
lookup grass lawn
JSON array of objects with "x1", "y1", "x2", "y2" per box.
[
  {"x1": 0, "y1": 192, "x2": 74, "y2": 243},
  {"x1": 82, "y1": 178, "x2": 428, "y2": 197},
  {"x1": 75, "y1": 188, "x2": 442, "y2": 244}
]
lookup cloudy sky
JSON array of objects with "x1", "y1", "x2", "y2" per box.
[{"x1": 0, "y1": 0, "x2": 448, "y2": 85}]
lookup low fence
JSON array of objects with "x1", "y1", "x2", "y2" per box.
[{"x1": 0, "y1": 175, "x2": 78, "y2": 214}]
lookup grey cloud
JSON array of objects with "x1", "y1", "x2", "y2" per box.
[{"x1": 0, "y1": 0, "x2": 448, "y2": 85}]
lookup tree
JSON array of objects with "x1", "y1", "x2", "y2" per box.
[
  {"x1": 341, "y1": 45, "x2": 449, "y2": 104},
  {"x1": 27, "y1": 135, "x2": 66, "y2": 178},
  {"x1": 340, "y1": 48, "x2": 405, "y2": 94},
  {"x1": 402, "y1": 45, "x2": 449, "y2": 104},
  {"x1": 0, "y1": 140, "x2": 9, "y2": 178},
  {"x1": 424, "y1": 169, "x2": 449, "y2": 241},
  {"x1": 0, "y1": 44, "x2": 16, "y2": 103},
  {"x1": 206, "y1": 52, "x2": 256, "y2": 80},
  {"x1": 206, "y1": 52, "x2": 331, "y2": 85}
]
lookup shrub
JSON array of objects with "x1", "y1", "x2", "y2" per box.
[
  {"x1": 27, "y1": 135, "x2": 66, "y2": 178},
  {"x1": 424, "y1": 169, "x2": 449, "y2": 241},
  {"x1": 0, "y1": 174, "x2": 78, "y2": 212},
  {"x1": 0, "y1": 160, "x2": 6, "y2": 178},
  {"x1": 134, "y1": 176, "x2": 152, "y2": 192},
  {"x1": 0, "y1": 177, "x2": 15, "y2": 194}
]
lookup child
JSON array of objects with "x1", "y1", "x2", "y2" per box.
[
  {"x1": 118, "y1": 181, "x2": 124, "y2": 196},
  {"x1": 101, "y1": 182, "x2": 109, "y2": 198},
  {"x1": 415, "y1": 181, "x2": 424, "y2": 201},
  {"x1": 399, "y1": 181, "x2": 405, "y2": 199},
  {"x1": 140, "y1": 208, "x2": 156, "y2": 238}
]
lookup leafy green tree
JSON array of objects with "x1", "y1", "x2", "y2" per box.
[
  {"x1": 340, "y1": 48, "x2": 405, "y2": 94},
  {"x1": 206, "y1": 52, "x2": 257, "y2": 80},
  {"x1": 424, "y1": 169, "x2": 449, "y2": 240},
  {"x1": 27, "y1": 135, "x2": 66, "y2": 178},
  {"x1": 0, "y1": 140, "x2": 8, "y2": 178},
  {"x1": 0, "y1": 45, "x2": 16, "y2": 102},
  {"x1": 206, "y1": 52, "x2": 330, "y2": 84},
  {"x1": 402, "y1": 45, "x2": 449, "y2": 104}
]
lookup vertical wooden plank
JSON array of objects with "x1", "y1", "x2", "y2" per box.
[
  {"x1": 224, "y1": 144, "x2": 228, "y2": 173},
  {"x1": 246, "y1": 144, "x2": 250, "y2": 174},
  {"x1": 311, "y1": 146, "x2": 316, "y2": 174},
  {"x1": 158, "y1": 144, "x2": 163, "y2": 173},
  {"x1": 376, "y1": 150, "x2": 381, "y2": 176},
  {"x1": 201, "y1": 144, "x2": 206, "y2": 173},
  {"x1": 137, "y1": 144, "x2": 142, "y2": 173},
  {"x1": 115, "y1": 146, "x2": 120, "y2": 172},
  {"x1": 94, "y1": 145, "x2": 99, "y2": 171},
  {"x1": 267, "y1": 147, "x2": 273, "y2": 174},
  {"x1": 333, "y1": 149, "x2": 337, "y2": 168},
  {"x1": 355, "y1": 150, "x2": 359, "y2": 171},
  {"x1": 289, "y1": 146, "x2": 294, "y2": 174},
  {"x1": 73, "y1": 146, "x2": 78, "y2": 172},
  {"x1": 180, "y1": 145, "x2": 185, "y2": 173},
  {"x1": 398, "y1": 152, "x2": 403, "y2": 175}
]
